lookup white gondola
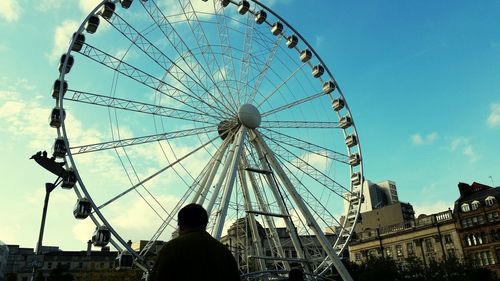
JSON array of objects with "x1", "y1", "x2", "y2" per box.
[
  {"x1": 238, "y1": 1, "x2": 250, "y2": 15},
  {"x1": 100, "y1": 2, "x2": 116, "y2": 20},
  {"x1": 115, "y1": 251, "x2": 134, "y2": 270},
  {"x1": 92, "y1": 226, "x2": 111, "y2": 247},
  {"x1": 120, "y1": 0, "x2": 133, "y2": 9},
  {"x1": 52, "y1": 137, "x2": 67, "y2": 158},
  {"x1": 348, "y1": 153, "x2": 361, "y2": 166},
  {"x1": 71, "y1": 33, "x2": 85, "y2": 52},
  {"x1": 351, "y1": 172, "x2": 362, "y2": 186},
  {"x1": 52, "y1": 79, "x2": 68, "y2": 99},
  {"x1": 339, "y1": 116, "x2": 352, "y2": 129},
  {"x1": 49, "y1": 107, "x2": 65, "y2": 128},
  {"x1": 323, "y1": 80, "x2": 336, "y2": 94},
  {"x1": 85, "y1": 16, "x2": 100, "y2": 34},
  {"x1": 332, "y1": 98, "x2": 345, "y2": 111},
  {"x1": 312, "y1": 65, "x2": 324, "y2": 78},
  {"x1": 271, "y1": 22, "x2": 283, "y2": 36},
  {"x1": 58, "y1": 54, "x2": 74, "y2": 74},
  {"x1": 255, "y1": 10, "x2": 267, "y2": 24},
  {"x1": 345, "y1": 134, "x2": 357, "y2": 148},
  {"x1": 62, "y1": 169, "x2": 77, "y2": 189},
  {"x1": 73, "y1": 198, "x2": 92, "y2": 219},
  {"x1": 299, "y1": 49, "x2": 312, "y2": 63},
  {"x1": 221, "y1": 0, "x2": 230, "y2": 7},
  {"x1": 286, "y1": 35, "x2": 298, "y2": 49}
]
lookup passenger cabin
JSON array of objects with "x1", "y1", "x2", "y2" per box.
[
  {"x1": 332, "y1": 98, "x2": 345, "y2": 111},
  {"x1": 339, "y1": 116, "x2": 352, "y2": 129},
  {"x1": 312, "y1": 65, "x2": 324, "y2": 78},
  {"x1": 348, "y1": 153, "x2": 361, "y2": 166},
  {"x1": 299, "y1": 49, "x2": 312, "y2": 63},
  {"x1": 238, "y1": 1, "x2": 250, "y2": 15},
  {"x1": 92, "y1": 226, "x2": 111, "y2": 247},
  {"x1": 271, "y1": 22, "x2": 283, "y2": 36},
  {"x1": 221, "y1": 0, "x2": 230, "y2": 7},
  {"x1": 100, "y1": 2, "x2": 116, "y2": 20},
  {"x1": 351, "y1": 172, "x2": 362, "y2": 186},
  {"x1": 49, "y1": 107, "x2": 65, "y2": 128},
  {"x1": 286, "y1": 35, "x2": 298, "y2": 49},
  {"x1": 323, "y1": 81, "x2": 336, "y2": 94},
  {"x1": 71, "y1": 33, "x2": 85, "y2": 52},
  {"x1": 52, "y1": 138, "x2": 67, "y2": 158},
  {"x1": 85, "y1": 16, "x2": 100, "y2": 34},
  {"x1": 120, "y1": 0, "x2": 133, "y2": 9},
  {"x1": 58, "y1": 54, "x2": 74, "y2": 74},
  {"x1": 52, "y1": 79, "x2": 68, "y2": 99},
  {"x1": 115, "y1": 251, "x2": 134, "y2": 270},
  {"x1": 62, "y1": 169, "x2": 77, "y2": 189},
  {"x1": 255, "y1": 10, "x2": 267, "y2": 24},
  {"x1": 73, "y1": 198, "x2": 92, "y2": 219},
  {"x1": 345, "y1": 134, "x2": 357, "y2": 148}
]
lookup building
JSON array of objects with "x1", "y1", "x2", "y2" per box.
[
  {"x1": 351, "y1": 180, "x2": 401, "y2": 213},
  {"x1": 354, "y1": 202, "x2": 415, "y2": 233},
  {"x1": 0, "y1": 241, "x2": 8, "y2": 281},
  {"x1": 349, "y1": 210, "x2": 464, "y2": 266},
  {"x1": 454, "y1": 182, "x2": 500, "y2": 275}
]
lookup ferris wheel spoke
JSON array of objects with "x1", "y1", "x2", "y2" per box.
[
  {"x1": 260, "y1": 128, "x2": 349, "y2": 164},
  {"x1": 140, "y1": 0, "x2": 237, "y2": 112},
  {"x1": 70, "y1": 126, "x2": 216, "y2": 155},
  {"x1": 105, "y1": 12, "x2": 235, "y2": 115},
  {"x1": 94, "y1": 133, "x2": 221, "y2": 212},
  {"x1": 239, "y1": 8, "x2": 257, "y2": 105},
  {"x1": 261, "y1": 120, "x2": 341, "y2": 129},
  {"x1": 262, "y1": 136, "x2": 351, "y2": 198},
  {"x1": 248, "y1": 33, "x2": 284, "y2": 102},
  {"x1": 212, "y1": 1, "x2": 242, "y2": 106},
  {"x1": 78, "y1": 43, "x2": 227, "y2": 119},
  {"x1": 64, "y1": 89, "x2": 219, "y2": 125},
  {"x1": 261, "y1": 91, "x2": 326, "y2": 118},
  {"x1": 257, "y1": 63, "x2": 306, "y2": 107}
]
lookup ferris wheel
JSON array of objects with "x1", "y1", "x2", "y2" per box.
[{"x1": 50, "y1": 0, "x2": 364, "y2": 280}]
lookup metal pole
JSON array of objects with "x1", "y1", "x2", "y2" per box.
[{"x1": 31, "y1": 182, "x2": 57, "y2": 281}]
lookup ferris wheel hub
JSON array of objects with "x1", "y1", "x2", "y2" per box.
[{"x1": 238, "y1": 104, "x2": 261, "y2": 129}]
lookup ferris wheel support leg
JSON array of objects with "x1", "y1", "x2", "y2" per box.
[
  {"x1": 212, "y1": 127, "x2": 248, "y2": 240},
  {"x1": 197, "y1": 140, "x2": 230, "y2": 205},
  {"x1": 249, "y1": 131, "x2": 310, "y2": 273},
  {"x1": 241, "y1": 152, "x2": 289, "y2": 271},
  {"x1": 238, "y1": 157, "x2": 268, "y2": 276},
  {"x1": 252, "y1": 130, "x2": 354, "y2": 281}
]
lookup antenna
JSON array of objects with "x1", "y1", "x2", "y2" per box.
[{"x1": 489, "y1": 176, "x2": 495, "y2": 187}]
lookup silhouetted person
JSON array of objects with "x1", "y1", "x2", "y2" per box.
[
  {"x1": 288, "y1": 268, "x2": 305, "y2": 281},
  {"x1": 149, "y1": 203, "x2": 241, "y2": 281}
]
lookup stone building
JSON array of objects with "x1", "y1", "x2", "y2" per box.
[
  {"x1": 348, "y1": 210, "x2": 463, "y2": 266},
  {"x1": 454, "y1": 182, "x2": 500, "y2": 275}
]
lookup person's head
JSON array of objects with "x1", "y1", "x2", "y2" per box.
[
  {"x1": 288, "y1": 268, "x2": 304, "y2": 281},
  {"x1": 177, "y1": 203, "x2": 209, "y2": 235}
]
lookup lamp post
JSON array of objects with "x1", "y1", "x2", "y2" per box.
[{"x1": 31, "y1": 179, "x2": 61, "y2": 281}]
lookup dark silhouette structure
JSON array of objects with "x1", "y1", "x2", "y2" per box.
[{"x1": 149, "y1": 204, "x2": 241, "y2": 281}]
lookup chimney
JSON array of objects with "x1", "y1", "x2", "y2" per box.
[{"x1": 86, "y1": 240, "x2": 92, "y2": 256}]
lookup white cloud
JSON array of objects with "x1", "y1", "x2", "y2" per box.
[
  {"x1": 487, "y1": 103, "x2": 500, "y2": 127},
  {"x1": 413, "y1": 201, "x2": 452, "y2": 217},
  {"x1": 450, "y1": 137, "x2": 478, "y2": 162},
  {"x1": 79, "y1": 0, "x2": 102, "y2": 14},
  {"x1": 46, "y1": 20, "x2": 80, "y2": 63},
  {"x1": 0, "y1": 0, "x2": 21, "y2": 22},
  {"x1": 410, "y1": 132, "x2": 438, "y2": 146},
  {"x1": 73, "y1": 219, "x2": 98, "y2": 244},
  {"x1": 37, "y1": 0, "x2": 64, "y2": 12}
]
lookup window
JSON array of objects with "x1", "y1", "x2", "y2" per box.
[
  {"x1": 407, "y1": 242, "x2": 414, "y2": 256},
  {"x1": 396, "y1": 245, "x2": 403, "y2": 257},
  {"x1": 355, "y1": 253, "x2": 361, "y2": 261},
  {"x1": 486, "y1": 196, "x2": 496, "y2": 207},
  {"x1": 444, "y1": 234, "x2": 453, "y2": 244},
  {"x1": 487, "y1": 212, "x2": 499, "y2": 222},
  {"x1": 48, "y1": 262, "x2": 52, "y2": 269},
  {"x1": 385, "y1": 247, "x2": 392, "y2": 258},
  {"x1": 471, "y1": 200, "x2": 480, "y2": 210},
  {"x1": 447, "y1": 248, "x2": 456, "y2": 258},
  {"x1": 461, "y1": 203, "x2": 470, "y2": 212},
  {"x1": 425, "y1": 238, "x2": 433, "y2": 252}
]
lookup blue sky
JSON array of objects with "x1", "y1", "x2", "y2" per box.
[{"x1": 0, "y1": 0, "x2": 499, "y2": 251}]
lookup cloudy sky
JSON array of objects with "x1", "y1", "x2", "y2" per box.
[{"x1": 0, "y1": 0, "x2": 499, "y2": 251}]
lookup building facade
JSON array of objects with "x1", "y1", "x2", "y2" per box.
[
  {"x1": 0, "y1": 241, "x2": 8, "y2": 281},
  {"x1": 349, "y1": 210, "x2": 464, "y2": 266},
  {"x1": 454, "y1": 182, "x2": 500, "y2": 275}
]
